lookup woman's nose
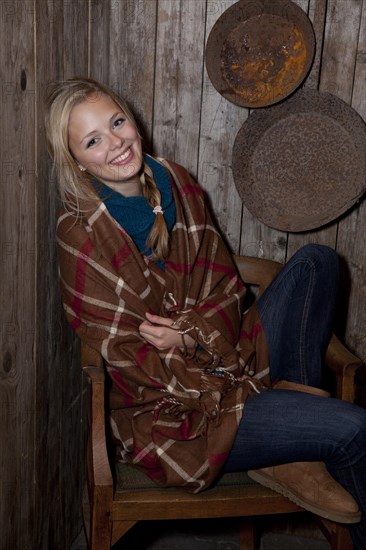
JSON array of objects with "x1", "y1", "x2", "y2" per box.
[{"x1": 109, "y1": 132, "x2": 123, "y2": 149}]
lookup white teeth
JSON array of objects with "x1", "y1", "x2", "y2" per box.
[{"x1": 111, "y1": 148, "x2": 130, "y2": 164}]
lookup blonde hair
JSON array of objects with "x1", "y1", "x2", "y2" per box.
[{"x1": 44, "y1": 76, "x2": 169, "y2": 261}]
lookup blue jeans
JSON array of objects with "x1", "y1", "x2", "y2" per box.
[{"x1": 224, "y1": 244, "x2": 366, "y2": 548}]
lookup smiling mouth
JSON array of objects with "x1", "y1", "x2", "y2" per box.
[{"x1": 110, "y1": 147, "x2": 132, "y2": 166}]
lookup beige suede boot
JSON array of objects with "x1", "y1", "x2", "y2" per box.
[
  {"x1": 248, "y1": 461, "x2": 361, "y2": 523},
  {"x1": 247, "y1": 380, "x2": 361, "y2": 524}
]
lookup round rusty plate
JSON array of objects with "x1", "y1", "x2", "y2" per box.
[
  {"x1": 205, "y1": 0, "x2": 315, "y2": 108},
  {"x1": 232, "y1": 89, "x2": 366, "y2": 231}
]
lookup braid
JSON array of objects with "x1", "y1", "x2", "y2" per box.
[{"x1": 141, "y1": 162, "x2": 170, "y2": 261}]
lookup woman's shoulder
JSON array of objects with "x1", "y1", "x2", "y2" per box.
[
  {"x1": 153, "y1": 157, "x2": 203, "y2": 194},
  {"x1": 153, "y1": 156, "x2": 190, "y2": 176},
  {"x1": 56, "y1": 207, "x2": 90, "y2": 247}
]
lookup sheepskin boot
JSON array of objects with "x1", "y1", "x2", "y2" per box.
[
  {"x1": 247, "y1": 380, "x2": 361, "y2": 524},
  {"x1": 248, "y1": 461, "x2": 360, "y2": 523}
]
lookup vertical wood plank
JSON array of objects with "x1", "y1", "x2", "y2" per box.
[
  {"x1": 60, "y1": 2, "x2": 90, "y2": 544},
  {"x1": 319, "y1": 0, "x2": 363, "y2": 348},
  {"x1": 351, "y1": 0, "x2": 366, "y2": 118},
  {"x1": 199, "y1": 0, "x2": 247, "y2": 253},
  {"x1": 153, "y1": 0, "x2": 206, "y2": 177},
  {"x1": 35, "y1": 1, "x2": 65, "y2": 543},
  {"x1": 304, "y1": 0, "x2": 327, "y2": 90},
  {"x1": 334, "y1": 0, "x2": 366, "y2": 353},
  {"x1": 90, "y1": 0, "x2": 158, "y2": 147},
  {"x1": 35, "y1": 0, "x2": 89, "y2": 547},
  {"x1": 0, "y1": 1, "x2": 36, "y2": 547},
  {"x1": 63, "y1": 0, "x2": 90, "y2": 77},
  {"x1": 320, "y1": 0, "x2": 362, "y2": 99},
  {"x1": 294, "y1": 0, "x2": 310, "y2": 11},
  {"x1": 89, "y1": 0, "x2": 111, "y2": 83}
]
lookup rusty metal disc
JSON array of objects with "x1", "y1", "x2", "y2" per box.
[
  {"x1": 205, "y1": 0, "x2": 315, "y2": 108},
  {"x1": 232, "y1": 89, "x2": 366, "y2": 232}
]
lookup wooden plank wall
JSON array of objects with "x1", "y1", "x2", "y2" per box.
[
  {"x1": 89, "y1": 0, "x2": 366, "y2": 357},
  {"x1": 0, "y1": 1, "x2": 364, "y2": 548},
  {"x1": 0, "y1": 1, "x2": 89, "y2": 548}
]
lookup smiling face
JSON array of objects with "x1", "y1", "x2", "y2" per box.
[{"x1": 68, "y1": 93, "x2": 143, "y2": 196}]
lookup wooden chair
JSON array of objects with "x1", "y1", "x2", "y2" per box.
[{"x1": 81, "y1": 255, "x2": 364, "y2": 550}]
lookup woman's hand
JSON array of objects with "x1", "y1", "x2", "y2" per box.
[{"x1": 139, "y1": 312, "x2": 195, "y2": 351}]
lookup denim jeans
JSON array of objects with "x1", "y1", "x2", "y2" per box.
[{"x1": 223, "y1": 245, "x2": 366, "y2": 548}]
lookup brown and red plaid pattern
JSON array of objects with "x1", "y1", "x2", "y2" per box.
[{"x1": 57, "y1": 159, "x2": 269, "y2": 492}]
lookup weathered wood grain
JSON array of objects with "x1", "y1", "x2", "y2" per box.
[
  {"x1": 335, "y1": 0, "x2": 366, "y2": 354},
  {"x1": 0, "y1": 1, "x2": 36, "y2": 547},
  {"x1": 91, "y1": 0, "x2": 158, "y2": 148},
  {"x1": 34, "y1": 2, "x2": 65, "y2": 544},
  {"x1": 153, "y1": 0, "x2": 206, "y2": 178},
  {"x1": 199, "y1": 0, "x2": 247, "y2": 253},
  {"x1": 34, "y1": 0, "x2": 89, "y2": 548},
  {"x1": 319, "y1": 0, "x2": 363, "y2": 350},
  {"x1": 59, "y1": 2, "x2": 90, "y2": 544},
  {"x1": 304, "y1": 0, "x2": 327, "y2": 90},
  {"x1": 89, "y1": 0, "x2": 111, "y2": 83},
  {"x1": 351, "y1": 0, "x2": 366, "y2": 118}
]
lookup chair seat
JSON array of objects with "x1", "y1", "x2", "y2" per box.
[
  {"x1": 113, "y1": 462, "x2": 303, "y2": 523},
  {"x1": 116, "y1": 462, "x2": 258, "y2": 492}
]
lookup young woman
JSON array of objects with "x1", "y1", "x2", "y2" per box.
[{"x1": 45, "y1": 77, "x2": 366, "y2": 548}]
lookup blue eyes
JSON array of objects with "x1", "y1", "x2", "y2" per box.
[{"x1": 86, "y1": 117, "x2": 125, "y2": 148}]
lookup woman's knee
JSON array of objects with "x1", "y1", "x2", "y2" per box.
[
  {"x1": 297, "y1": 243, "x2": 337, "y2": 264},
  {"x1": 346, "y1": 404, "x2": 366, "y2": 440},
  {"x1": 294, "y1": 243, "x2": 339, "y2": 280},
  {"x1": 333, "y1": 403, "x2": 366, "y2": 458}
]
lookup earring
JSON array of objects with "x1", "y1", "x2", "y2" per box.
[{"x1": 78, "y1": 165, "x2": 86, "y2": 172}]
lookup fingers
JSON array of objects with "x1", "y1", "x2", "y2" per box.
[
  {"x1": 139, "y1": 322, "x2": 170, "y2": 340},
  {"x1": 138, "y1": 321, "x2": 165, "y2": 342},
  {"x1": 138, "y1": 318, "x2": 182, "y2": 350},
  {"x1": 139, "y1": 313, "x2": 196, "y2": 352}
]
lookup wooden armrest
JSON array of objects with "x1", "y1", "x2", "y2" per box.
[
  {"x1": 83, "y1": 363, "x2": 113, "y2": 489},
  {"x1": 325, "y1": 334, "x2": 364, "y2": 402},
  {"x1": 82, "y1": 342, "x2": 104, "y2": 369},
  {"x1": 326, "y1": 334, "x2": 363, "y2": 372},
  {"x1": 233, "y1": 255, "x2": 282, "y2": 294}
]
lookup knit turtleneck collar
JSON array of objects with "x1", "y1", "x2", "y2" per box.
[{"x1": 93, "y1": 154, "x2": 176, "y2": 268}]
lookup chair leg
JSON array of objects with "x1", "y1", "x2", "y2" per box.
[
  {"x1": 330, "y1": 525, "x2": 353, "y2": 550},
  {"x1": 239, "y1": 518, "x2": 258, "y2": 550},
  {"x1": 83, "y1": 484, "x2": 113, "y2": 550},
  {"x1": 317, "y1": 518, "x2": 353, "y2": 550},
  {"x1": 83, "y1": 486, "x2": 91, "y2": 544},
  {"x1": 111, "y1": 520, "x2": 138, "y2": 546},
  {"x1": 83, "y1": 485, "x2": 112, "y2": 550}
]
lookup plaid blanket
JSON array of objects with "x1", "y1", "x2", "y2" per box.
[{"x1": 57, "y1": 159, "x2": 269, "y2": 492}]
